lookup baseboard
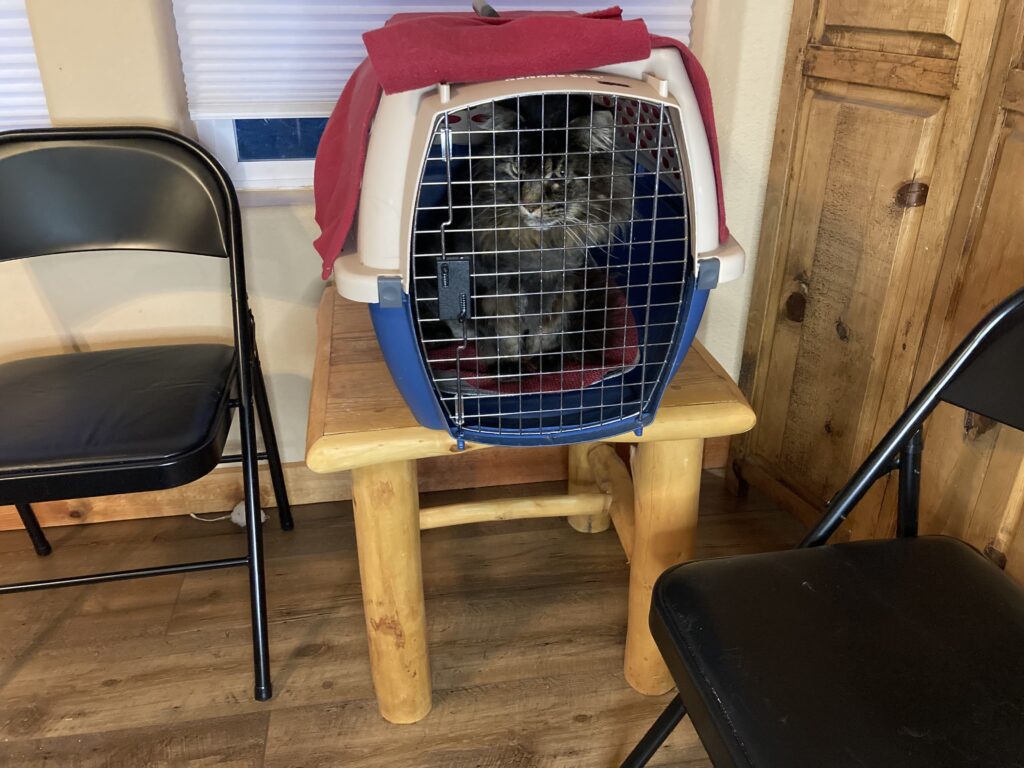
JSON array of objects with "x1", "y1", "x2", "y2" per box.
[
  {"x1": 731, "y1": 457, "x2": 846, "y2": 540},
  {"x1": 0, "y1": 437, "x2": 728, "y2": 531}
]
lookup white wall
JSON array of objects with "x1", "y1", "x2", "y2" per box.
[{"x1": 691, "y1": 0, "x2": 793, "y2": 378}]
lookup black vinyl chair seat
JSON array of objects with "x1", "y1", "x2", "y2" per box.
[
  {"x1": 651, "y1": 536, "x2": 1024, "y2": 768},
  {"x1": 0, "y1": 344, "x2": 236, "y2": 503}
]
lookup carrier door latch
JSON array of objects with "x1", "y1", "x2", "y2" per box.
[
  {"x1": 377, "y1": 275, "x2": 404, "y2": 308},
  {"x1": 696, "y1": 258, "x2": 721, "y2": 290},
  {"x1": 437, "y1": 258, "x2": 472, "y2": 322}
]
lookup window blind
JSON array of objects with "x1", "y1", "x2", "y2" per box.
[
  {"x1": 0, "y1": 0, "x2": 48, "y2": 130},
  {"x1": 172, "y1": 1, "x2": 694, "y2": 121}
]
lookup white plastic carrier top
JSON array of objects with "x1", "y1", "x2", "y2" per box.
[{"x1": 334, "y1": 48, "x2": 744, "y2": 304}]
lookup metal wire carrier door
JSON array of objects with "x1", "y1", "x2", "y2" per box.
[{"x1": 411, "y1": 90, "x2": 694, "y2": 443}]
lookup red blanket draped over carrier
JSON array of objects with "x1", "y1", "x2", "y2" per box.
[{"x1": 312, "y1": 7, "x2": 729, "y2": 279}]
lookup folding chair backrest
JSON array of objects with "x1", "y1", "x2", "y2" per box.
[
  {"x1": 940, "y1": 308, "x2": 1024, "y2": 431},
  {"x1": 0, "y1": 128, "x2": 231, "y2": 262}
]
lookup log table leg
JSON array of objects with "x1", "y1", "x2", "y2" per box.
[
  {"x1": 625, "y1": 438, "x2": 703, "y2": 695},
  {"x1": 351, "y1": 459, "x2": 432, "y2": 723},
  {"x1": 567, "y1": 443, "x2": 611, "y2": 533}
]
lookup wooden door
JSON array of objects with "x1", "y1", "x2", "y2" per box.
[
  {"x1": 731, "y1": 0, "x2": 1003, "y2": 530},
  {"x1": 891, "y1": 0, "x2": 1024, "y2": 577}
]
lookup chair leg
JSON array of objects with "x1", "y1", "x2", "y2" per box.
[
  {"x1": 620, "y1": 695, "x2": 687, "y2": 768},
  {"x1": 253, "y1": 357, "x2": 293, "y2": 531},
  {"x1": 239, "y1": 386, "x2": 273, "y2": 701},
  {"x1": 15, "y1": 503, "x2": 52, "y2": 557}
]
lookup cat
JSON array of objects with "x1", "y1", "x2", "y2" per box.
[
  {"x1": 416, "y1": 94, "x2": 635, "y2": 376},
  {"x1": 474, "y1": 265, "x2": 585, "y2": 374}
]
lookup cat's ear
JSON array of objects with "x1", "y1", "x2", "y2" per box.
[{"x1": 570, "y1": 109, "x2": 616, "y2": 151}]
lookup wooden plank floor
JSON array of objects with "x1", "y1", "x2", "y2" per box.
[{"x1": 0, "y1": 474, "x2": 803, "y2": 767}]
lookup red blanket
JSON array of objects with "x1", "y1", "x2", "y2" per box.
[{"x1": 313, "y1": 7, "x2": 728, "y2": 279}]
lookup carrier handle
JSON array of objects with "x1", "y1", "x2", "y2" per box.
[
  {"x1": 696, "y1": 235, "x2": 745, "y2": 289},
  {"x1": 472, "y1": 0, "x2": 500, "y2": 17}
]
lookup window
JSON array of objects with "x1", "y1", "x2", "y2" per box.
[
  {"x1": 193, "y1": 118, "x2": 328, "y2": 190},
  {"x1": 0, "y1": 0, "x2": 49, "y2": 130},
  {"x1": 172, "y1": 1, "x2": 692, "y2": 190},
  {"x1": 234, "y1": 118, "x2": 328, "y2": 161}
]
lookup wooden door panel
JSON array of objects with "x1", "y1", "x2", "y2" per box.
[
  {"x1": 819, "y1": 0, "x2": 967, "y2": 43},
  {"x1": 918, "y1": 105, "x2": 1024, "y2": 562},
  {"x1": 732, "y1": 0, "x2": 1002, "y2": 529},
  {"x1": 1006, "y1": 492, "x2": 1024, "y2": 581},
  {"x1": 753, "y1": 82, "x2": 944, "y2": 502},
  {"x1": 920, "y1": 406, "x2": 1021, "y2": 537}
]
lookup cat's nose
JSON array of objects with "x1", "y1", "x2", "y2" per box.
[{"x1": 520, "y1": 204, "x2": 544, "y2": 222}]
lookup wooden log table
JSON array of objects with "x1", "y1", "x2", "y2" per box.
[{"x1": 306, "y1": 288, "x2": 756, "y2": 723}]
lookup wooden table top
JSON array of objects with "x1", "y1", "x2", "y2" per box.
[{"x1": 306, "y1": 287, "x2": 755, "y2": 472}]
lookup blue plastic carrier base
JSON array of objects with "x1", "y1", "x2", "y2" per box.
[{"x1": 370, "y1": 284, "x2": 708, "y2": 448}]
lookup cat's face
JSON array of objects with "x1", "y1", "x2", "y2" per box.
[
  {"x1": 471, "y1": 98, "x2": 634, "y2": 242},
  {"x1": 491, "y1": 116, "x2": 616, "y2": 232}
]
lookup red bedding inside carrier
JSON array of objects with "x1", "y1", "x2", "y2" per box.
[
  {"x1": 312, "y1": 6, "x2": 729, "y2": 279},
  {"x1": 427, "y1": 282, "x2": 639, "y2": 395}
]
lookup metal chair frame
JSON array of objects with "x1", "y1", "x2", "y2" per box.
[{"x1": 0, "y1": 126, "x2": 294, "y2": 702}]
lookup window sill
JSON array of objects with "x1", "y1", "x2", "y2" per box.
[{"x1": 238, "y1": 187, "x2": 314, "y2": 208}]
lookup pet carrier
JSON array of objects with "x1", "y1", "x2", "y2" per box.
[{"x1": 327, "y1": 43, "x2": 743, "y2": 448}]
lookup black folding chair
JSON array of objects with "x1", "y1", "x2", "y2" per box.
[
  {"x1": 622, "y1": 286, "x2": 1024, "y2": 767},
  {"x1": 0, "y1": 127, "x2": 293, "y2": 702}
]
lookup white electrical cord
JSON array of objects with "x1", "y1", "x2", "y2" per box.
[
  {"x1": 189, "y1": 511, "x2": 233, "y2": 522},
  {"x1": 190, "y1": 501, "x2": 267, "y2": 527}
]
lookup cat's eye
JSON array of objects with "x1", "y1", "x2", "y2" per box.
[{"x1": 544, "y1": 160, "x2": 569, "y2": 180}]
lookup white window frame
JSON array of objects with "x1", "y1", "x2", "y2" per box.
[
  {"x1": 194, "y1": 119, "x2": 317, "y2": 191},
  {"x1": 175, "y1": 1, "x2": 694, "y2": 191}
]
